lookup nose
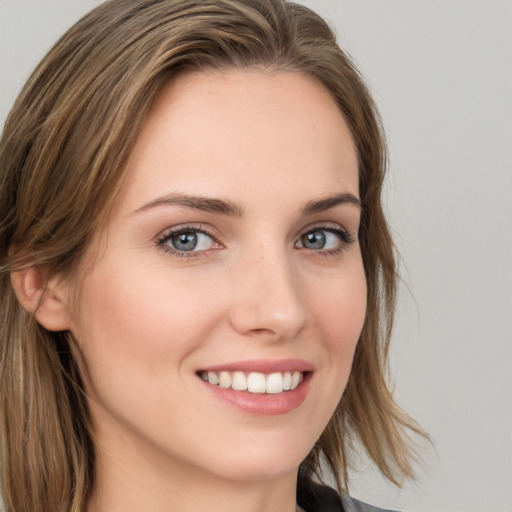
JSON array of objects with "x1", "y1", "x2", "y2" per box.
[{"x1": 228, "y1": 248, "x2": 308, "y2": 341}]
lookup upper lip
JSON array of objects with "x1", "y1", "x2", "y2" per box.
[{"x1": 199, "y1": 359, "x2": 315, "y2": 374}]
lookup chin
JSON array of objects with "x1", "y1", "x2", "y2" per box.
[
  {"x1": 198, "y1": 435, "x2": 312, "y2": 483},
  {"x1": 211, "y1": 458, "x2": 301, "y2": 483}
]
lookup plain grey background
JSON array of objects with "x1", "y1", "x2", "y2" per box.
[{"x1": 1, "y1": 1, "x2": 511, "y2": 511}]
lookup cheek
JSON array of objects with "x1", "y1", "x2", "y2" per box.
[
  {"x1": 68, "y1": 259, "x2": 220, "y2": 440},
  {"x1": 309, "y1": 262, "x2": 367, "y2": 399},
  {"x1": 77, "y1": 259, "x2": 206, "y2": 343},
  {"x1": 293, "y1": 263, "x2": 366, "y2": 448},
  {"x1": 313, "y1": 265, "x2": 367, "y2": 349},
  {"x1": 70, "y1": 259, "x2": 218, "y2": 397}
]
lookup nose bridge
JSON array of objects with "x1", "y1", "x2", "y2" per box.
[{"x1": 229, "y1": 241, "x2": 307, "y2": 340}]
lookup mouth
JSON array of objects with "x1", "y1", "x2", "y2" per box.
[
  {"x1": 198, "y1": 370, "x2": 305, "y2": 394},
  {"x1": 195, "y1": 360, "x2": 313, "y2": 415}
]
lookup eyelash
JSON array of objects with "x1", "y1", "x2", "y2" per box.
[
  {"x1": 296, "y1": 223, "x2": 356, "y2": 260},
  {"x1": 155, "y1": 223, "x2": 356, "y2": 260},
  {"x1": 156, "y1": 224, "x2": 222, "y2": 260}
]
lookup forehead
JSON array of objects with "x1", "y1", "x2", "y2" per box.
[{"x1": 116, "y1": 69, "x2": 359, "y2": 213}]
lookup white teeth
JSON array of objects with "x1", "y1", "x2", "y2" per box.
[
  {"x1": 266, "y1": 372, "x2": 283, "y2": 394},
  {"x1": 282, "y1": 372, "x2": 292, "y2": 391},
  {"x1": 247, "y1": 372, "x2": 267, "y2": 393},
  {"x1": 231, "y1": 371, "x2": 247, "y2": 391},
  {"x1": 207, "y1": 371, "x2": 219, "y2": 385},
  {"x1": 290, "y1": 371, "x2": 301, "y2": 390},
  {"x1": 218, "y1": 371, "x2": 231, "y2": 388},
  {"x1": 201, "y1": 370, "x2": 305, "y2": 394}
]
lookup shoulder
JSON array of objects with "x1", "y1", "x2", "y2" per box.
[
  {"x1": 297, "y1": 475, "x2": 401, "y2": 512},
  {"x1": 341, "y1": 494, "x2": 400, "y2": 512}
]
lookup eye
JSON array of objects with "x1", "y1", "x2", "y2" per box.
[
  {"x1": 157, "y1": 226, "x2": 221, "y2": 256},
  {"x1": 167, "y1": 231, "x2": 213, "y2": 252},
  {"x1": 295, "y1": 226, "x2": 353, "y2": 253}
]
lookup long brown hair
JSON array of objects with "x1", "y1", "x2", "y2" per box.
[{"x1": 0, "y1": 1, "x2": 426, "y2": 510}]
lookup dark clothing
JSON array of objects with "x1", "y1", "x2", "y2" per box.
[{"x1": 297, "y1": 476, "x2": 399, "y2": 512}]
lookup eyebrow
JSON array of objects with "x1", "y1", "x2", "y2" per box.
[
  {"x1": 302, "y1": 193, "x2": 362, "y2": 214},
  {"x1": 133, "y1": 192, "x2": 361, "y2": 216},
  {"x1": 133, "y1": 193, "x2": 244, "y2": 216}
]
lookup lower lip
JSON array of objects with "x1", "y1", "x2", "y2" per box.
[{"x1": 199, "y1": 373, "x2": 312, "y2": 416}]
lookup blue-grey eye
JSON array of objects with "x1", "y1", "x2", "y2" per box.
[
  {"x1": 167, "y1": 231, "x2": 214, "y2": 252},
  {"x1": 296, "y1": 229, "x2": 344, "y2": 250}
]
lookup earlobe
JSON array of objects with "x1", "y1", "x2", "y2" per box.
[{"x1": 10, "y1": 266, "x2": 73, "y2": 332}]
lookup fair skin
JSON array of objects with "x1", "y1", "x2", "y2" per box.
[{"x1": 17, "y1": 70, "x2": 366, "y2": 512}]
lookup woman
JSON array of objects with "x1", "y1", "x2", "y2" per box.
[{"x1": 0, "y1": 1, "x2": 425, "y2": 511}]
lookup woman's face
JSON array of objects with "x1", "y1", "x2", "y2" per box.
[{"x1": 65, "y1": 70, "x2": 366, "y2": 483}]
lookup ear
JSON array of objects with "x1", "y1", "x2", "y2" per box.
[{"x1": 10, "y1": 266, "x2": 74, "y2": 332}]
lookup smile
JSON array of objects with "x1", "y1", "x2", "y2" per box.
[
  {"x1": 197, "y1": 359, "x2": 314, "y2": 415},
  {"x1": 200, "y1": 370, "x2": 304, "y2": 394}
]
